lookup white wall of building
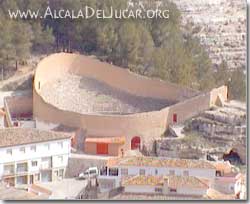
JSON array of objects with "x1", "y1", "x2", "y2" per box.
[
  {"x1": 118, "y1": 166, "x2": 215, "y2": 179},
  {"x1": 99, "y1": 165, "x2": 215, "y2": 190},
  {"x1": 124, "y1": 185, "x2": 207, "y2": 197},
  {"x1": 0, "y1": 139, "x2": 71, "y2": 178},
  {"x1": 124, "y1": 185, "x2": 158, "y2": 194},
  {"x1": 176, "y1": 187, "x2": 207, "y2": 196}
]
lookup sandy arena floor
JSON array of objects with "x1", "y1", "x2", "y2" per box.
[{"x1": 40, "y1": 73, "x2": 174, "y2": 115}]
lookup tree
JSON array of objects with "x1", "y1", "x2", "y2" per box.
[
  {"x1": 228, "y1": 68, "x2": 246, "y2": 101},
  {"x1": 32, "y1": 23, "x2": 55, "y2": 53},
  {"x1": 184, "y1": 34, "x2": 215, "y2": 90},
  {"x1": 11, "y1": 21, "x2": 33, "y2": 69},
  {"x1": 96, "y1": 22, "x2": 118, "y2": 56},
  {"x1": 114, "y1": 22, "x2": 140, "y2": 67},
  {"x1": 214, "y1": 60, "x2": 230, "y2": 87},
  {"x1": 0, "y1": 17, "x2": 15, "y2": 79}
]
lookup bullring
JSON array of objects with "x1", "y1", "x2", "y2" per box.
[{"x1": 33, "y1": 53, "x2": 228, "y2": 156}]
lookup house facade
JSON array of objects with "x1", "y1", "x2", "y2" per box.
[
  {"x1": 0, "y1": 128, "x2": 71, "y2": 187},
  {"x1": 98, "y1": 156, "x2": 216, "y2": 193},
  {"x1": 122, "y1": 175, "x2": 209, "y2": 197}
]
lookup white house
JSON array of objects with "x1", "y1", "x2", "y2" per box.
[
  {"x1": 0, "y1": 128, "x2": 72, "y2": 187},
  {"x1": 122, "y1": 175, "x2": 209, "y2": 197},
  {"x1": 98, "y1": 156, "x2": 216, "y2": 193}
]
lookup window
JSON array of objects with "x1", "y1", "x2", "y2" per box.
[
  {"x1": 31, "y1": 161, "x2": 38, "y2": 167},
  {"x1": 216, "y1": 170, "x2": 222, "y2": 177},
  {"x1": 30, "y1": 145, "x2": 36, "y2": 152},
  {"x1": 121, "y1": 168, "x2": 128, "y2": 176},
  {"x1": 170, "y1": 188, "x2": 177, "y2": 193},
  {"x1": 16, "y1": 163, "x2": 28, "y2": 173},
  {"x1": 139, "y1": 169, "x2": 145, "y2": 175},
  {"x1": 58, "y1": 142, "x2": 63, "y2": 148},
  {"x1": 6, "y1": 149, "x2": 12, "y2": 155},
  {"x1": 155, "y1": 187, "x2": 163, "y2": 193},
  {"x1": 155, "y1": 169, "x2": 158, "y2": 175},
  {"x1": 20, "y1": 147, "x2": 25, "y2": 154},
  {"x1": 183, "y1": 170, "x2": 189, "y2": 176},
  {"x1": 100, "y1": 167, "x2": 107, "y2": 176},
  {"x1": 169, "y1": 170, "x2": 175, "y2": 175},
  {"x1": 16, "y1": 176, "x2": 28, "y2": 185},
  {"x1": 109, "y1": 168, "x2": 118, "y2": 176},
  {"x1": 3, "y1": 164, "x2": 14, "y2": 175},
  {"x1": 44, "y1": 144, "x2": 50, "y2": 150}
]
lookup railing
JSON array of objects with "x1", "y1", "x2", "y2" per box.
[
  {"x1": 16, "y1": 167, "x2": 28, "y2": 174},
  {"x1": 40, "y1": 163, "x2": 52, "y2": 170},
  {"x1": 3, "y1": 170, "x2": 15, "y2": 176}
]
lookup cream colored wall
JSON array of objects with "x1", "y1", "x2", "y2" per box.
[
  {"x1": 166, "y1": 92, "x2": 211, "y2": 125},
  {"x1": 84, "y1": 142, "x2": 96, "y2": 155},
  {"x1": 5, "y1": 95, "x2": 33, "y2": 115},
  {"x1": 33, "y1": 53, "x2": 228, "y2": 151},
  {"x1": 33, "y1": 89, "x2": 169, "y2": 149},
  {"x1": 34, "y1": 53, "x2": 198, "y2": 101},
  {"x1": 108, "y1": 144, "x2": 122, "y2": 156},
  {"x1": 209, "y1": 86, "x2": 228, "y2": 106}
]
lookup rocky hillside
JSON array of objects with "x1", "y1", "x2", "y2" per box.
[
  {"x1": 172, "y1": 0, "x2": 246, "y2": 70},
  {"x1": 156, "y1": 100, "x2": 246, "y2": 164}
]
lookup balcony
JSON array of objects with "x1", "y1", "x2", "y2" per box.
[
  {"x1": 40, "y1": 157, "x2": 52, "y2": 170},
  {"x1": 3, "y1": 164, "x2": 15, "y2": 177},
  {"x1": 40, "y1": 163, "x2": 52, "y2": 170},
  {"x1": 16, "y1": 163, "x2": 28, "y2": 174}
]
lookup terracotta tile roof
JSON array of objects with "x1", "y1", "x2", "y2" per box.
[
  {"x1": 85, "y1": 136, "x2": 125, "y2": 144},
  {"x1": 123, "y1": 175, "x2": 164, "y2": 186},
  {"x1": 210, "y1": 161, "x2": 232, "y2": 173},
  {"x1": 107, "y1": 156, "x2": 215, "y2": 169},
  {"x1": 0, "y1": 184, "x2": 47, "y2": 200},
  {"x1": 123, "y1": 175, "x2": 209, "y2": 189},
  {"x1": 0, "y1": 128, "x2": 72, "y2": 148},
  {"x1": 207, "y1": 188, "x2": 235, "y2": 200},
  {"x1": 167, "y1": 175, "x2": 208, "y2": 189}
]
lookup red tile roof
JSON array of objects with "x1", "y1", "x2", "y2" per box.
[
  {"x1": 123, "y1": 175, "x2": 209, "y2": 189},
  {"x1": 0, "y1": 128, "x2": 72, "y2": 148},
  {"x1": 107, "y1": 156, "x2": 215, "y2": 169}
]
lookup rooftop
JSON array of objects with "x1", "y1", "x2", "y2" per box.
[
  {"x1": 0, "y1": 128, "x2": 72, "y2": 148},
  {"x1": 85, "y1": 136, "x2": 125, "y2": 144},
  {"x1": 207, "y1": 188, "x2": 235, "y2": 200},
  {"x1": 122, "y1": 175, "x2": 208, "y2": 189},
  {"x1": 40, "y1": 74, "x2": 174, "y2": 115},
  {"x1": 38, "y1": 178, "x2": 87, "y2": 199},
  {"x1": 0, "y1": 183, "x2": 47, "y2": 200},
  {"x1": 107, "y1": 156, "x2": 215, "y2": 169}
]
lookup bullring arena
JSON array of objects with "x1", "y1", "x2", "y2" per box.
[{"x1": 32, "y1": 53, "x2": 228, "y2": 156}]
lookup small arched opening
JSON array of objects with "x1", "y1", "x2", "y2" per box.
[{"x1": 131, "y1": 136, "x2": 141, "y2": 150}]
